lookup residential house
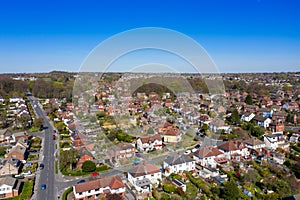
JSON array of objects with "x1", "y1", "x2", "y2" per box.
[
  {"x1": 108, "y1": 142, "x2": 135, "y2": 162},
  {"x1": 253, "y1": 115, "x2": 272, "y2": 128},
  {"x1": 73, "y1": 176, "x2": 125, "y2": 200},
  {"x1": 197, "y1": 166, "x2": 220, "y2": 179},
  {"x1": 7, "y1": 145, "x2": 26, "y2": 161},
  {"x1": 218, "y1": 140, "x2": 249, "y2": 161},
  {"x1": 193, "y1": 146, "x2": 224, "y2": 168},
  {"x1": 0, "y1": 159, "x2": 20, "y2": 176},
  {"x1": 162, "y1": 127, "x2": 182, "y2": 143},
  {"x1": 269, "y1": 121, "x2": 285, "y2": 133},
  {"x1": 128, "y1": 163, "x2": 162, "y2": 186},
  {"x1": 136, "y1": 134, "x2": 162, "y2": 152},
  {"x1": 282, "y1": 101, "x2": 299, "y2": 111},
  {"x1": 76, "y1": 148, "x2": 94, "y2": 169},
  {"x1": 257, "y1": 108, "x2": 273, "y2": 118},
  {"x1": 0, "y1": 129, "x2": 15, "y2": 143},
  {"x1": 263, "y1": 133, "x2": 289, "y2": 150},
  {"x1": 243, "y1": 137, "x2": 266, "y2": 157},
  {"x1": 163, "y1": 154, "x2": 195, "y2": 176},
  {"x1": 12, "y1": 132, "x2": 28, "y2": 142},
  {"x1": 9, "y1": 97, "x2": 23, "y2": 103},
  {"x1": 240, "y1": 113, "x2": 255, "y2": 122},
  {"x1": 0, "y1": 176, "x2": 21, "y2": 199},
  {"x1": 209, "y1": 119, "x2": 231, "y2": 133},
  {"x1": 271, "y1": 152, "x2": 285, "y2": 165},
  {"x1": 289, "y1": 133, "x2": 300, "y2": 143}
]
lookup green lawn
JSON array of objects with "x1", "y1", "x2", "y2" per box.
[{"x1": 62, "y1": 187, "x2": 73, "y2": 200}]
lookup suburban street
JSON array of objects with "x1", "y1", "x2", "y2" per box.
[
  {"x1": 28, "y1": 96, "x2": 56, "y2": 200},
  {"x1": 28, "y1": 96, "x2": 125, "y2": 199}
]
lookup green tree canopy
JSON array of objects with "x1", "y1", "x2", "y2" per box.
[
  {"x1": 245, "y1": 94, "x2": 253, "y2": 105},
  {"x1": 220, "y1": 180, "x2": 239, "y2": 200},
  {"x1": 82, "y1": 160, "x2": 96, "y2": 172}
]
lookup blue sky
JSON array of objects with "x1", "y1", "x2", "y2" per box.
[{"x1": 0, "y1": 0, "x2": 299, "y2": 73}]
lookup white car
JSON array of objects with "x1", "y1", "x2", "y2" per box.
[
  {"x1": 21, "y1": 171, "x2": 32, "y2": 176},
  {"x1": 191, "y1": 148, "x2": 198, "y2": 153}
]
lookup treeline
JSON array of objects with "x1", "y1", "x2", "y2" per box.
[{"x1": 0, "y1": 72, "x2": 75, "y2": 99}]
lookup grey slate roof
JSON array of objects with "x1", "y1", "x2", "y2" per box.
[{"x1": 164, "y1": 154, "x2": 194, "y2": 165}]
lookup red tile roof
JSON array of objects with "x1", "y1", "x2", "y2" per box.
[
  {"x1": 128, "y1": 163, "x2": 161, "y2": 177},
  {"x1": 140, "y1": 134, "x2": 162, "y2": 144},
  {"x1": 74, "y1": 176, "x2": 124, "y2": 194},
  {"x1": 194, "y1": 146, "x2": 223, "y2": 158},
  {"x1": 218, "y1": 140, "x2": 245, "y2": 152}
]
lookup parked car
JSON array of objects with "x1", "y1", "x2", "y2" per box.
[
  {"x1": 41, "y1": 184, "x2": 46, "y2": 190},
  {"x1": 29, "y1": 149, "x2": 37, "y2": 153},
  {"x1": 184, "y1": 150, "x2": 191, "y2": 155},
  {"x1": 14, "y1": 174, "x2": 24, "y2": 179},
  {"x1": 39, "y1": 163, "x2": 44, "y2": 170},
  {"x1": 21, "y1": 171, "x2": 32, "y2": 176},
  {"x1": 77, "y1": 180, "x2": 86, "y2": 184},
  {"x1": 91, "y1": 172, "x2": 99, "y2": 177}
]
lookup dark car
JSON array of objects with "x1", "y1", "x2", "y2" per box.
[
  {"x1": 29, "y1": 149, "x2": 37, "y2": 153},
  {"x1": 39, "y1": 163, "x2": 44, "y2": 169},
  {"x1": 77, "y1": 180, "x2": 86, "y2": 184},
  {"x1": 41, "y1": 184, "x2": 46, "y2": 190}
]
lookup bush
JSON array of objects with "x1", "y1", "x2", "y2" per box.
[
  {"x1": 82, "y1": 160, "x2": 96, "y2": 172},
  {"x1": 96, "y1": 165, "x2": 110, "y2": 172},
  {"x1": 163, "y1": 183, "x2": 177, "y2": 193},
  {"x1": 160, "y1": 193, "x2": 171, "y2": 200}
]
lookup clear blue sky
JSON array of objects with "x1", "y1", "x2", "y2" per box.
[{"x1": 0, "y1": 0, "x2": 299, "y2": 73}]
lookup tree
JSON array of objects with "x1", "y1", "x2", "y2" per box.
[
  {"x1": 147, "y1": 127, "x2": 155, "y2": 135},
  {"x1": 220, "y1": 180, "x2": 239, "y2": 200},
  {"x1": 230, "y1": 109, "x2": 240, "y2": 124},
  {"x1": 245, "y1": 94, "x2": 253, "y2": 105},
  {"x1": 60, "y1": 149, "x2": 78, "y2": 171},
  {"x1": 82, "y1": 160, "x2": 96, "y2": 172},
  {"x1": 202, "y1": 124, "x2": 208, "y2": 131},
  {"x1": 0, "y1": 147, "x2": 7, "y2": 157},
  {"x1": 33, "y1": 118, "x2": 43, "y2": 129}
]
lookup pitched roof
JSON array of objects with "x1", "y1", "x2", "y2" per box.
[
  {"x1": 0, "y1": 176, "x2": 17, "y2": 187},
  {"x1": 0, "y1": 129, "x2": 12, "y2": 137},
  {"x1": 74, "y1": 176, "x2": 124, "y2": 194},
  {"x1": 128, "y1": 163, "x2": 161, "y2": 177},
  {"x1": 243, "y1": 137, "x2": 264, "y2": 146},
  {"x1": 218, "y1": 140, "x2": 245, "y2": 152},
  {"x1": 193, "y1": 146, "x2": 223, "y2": 158},
  {"x1": 164, "y1": 127, "x2": 180, "y2": 136},
  {"x1": 10, "y1": 144, "x2": 26, "y2": 155},
  {"x1": 139, "y1": 134, "x2": 162, "y2": 144},
  {"x1": 111, "y1": 142, "x2": 134, "y2": 152},
  {"x1": 164, "y1": 154, "x2": 194, "y2": 165}
]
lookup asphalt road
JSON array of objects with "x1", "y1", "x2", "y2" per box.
[{"x1": 29, "y1": 96, "x2": 55, "y2": 200}]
